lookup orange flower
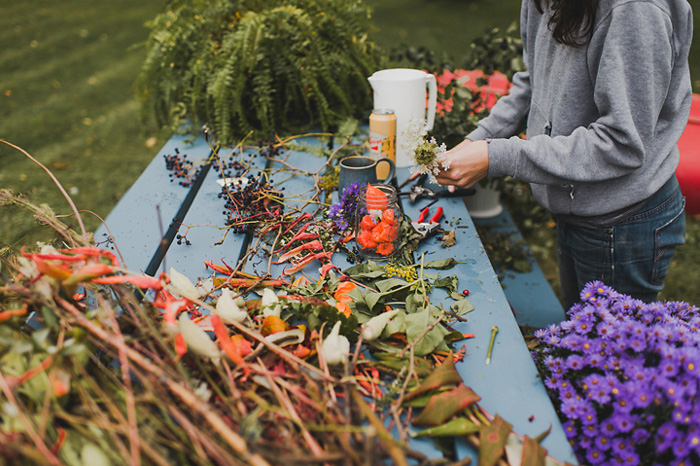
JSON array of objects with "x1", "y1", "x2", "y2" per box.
[{"x1": 334, "y1": 281, "x2": 357, "y2": 317}]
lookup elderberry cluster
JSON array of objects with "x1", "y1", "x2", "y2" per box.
[
  {"x1": 218, "y1": 172, "x2": 285, "y2": 234},
  {"x1": 163, "y1": 148, "x2": 202, "y2": 187}
]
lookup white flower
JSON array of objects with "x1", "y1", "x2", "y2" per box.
[
  {"x1": 361, "y1": 309, "x2": 400, "y2": 341},
  {"x1": 215, "y1": 288, "x2": 247, "y2": 324},
  {"x1": 168, "y1": 267, "x2": 201, "y2": 301},
  {"x1": 178, "y1": 313, "x2": 220, "y2": 363},
  {"x1": 260, "y1": 288, "x2": 282, "y2": 318},
  {"x1": 321, "y1": 321, "x2": 350, "y2": 366}
]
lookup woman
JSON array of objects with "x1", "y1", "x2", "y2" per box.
[{"x1": 437, "y1": 0, "x2": 693, "y2": 309}]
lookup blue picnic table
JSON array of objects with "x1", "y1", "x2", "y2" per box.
[{"x1": 95, "y1": 129, "x2": 578, "y2": 465}]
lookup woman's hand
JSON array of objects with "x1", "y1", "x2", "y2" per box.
[{"x1": 436, "y1": 139, "x2": 490, "y2": 190}]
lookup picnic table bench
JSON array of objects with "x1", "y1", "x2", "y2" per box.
[{"x1": 95, "y1": 129, "x2": 578, "y2": 465}]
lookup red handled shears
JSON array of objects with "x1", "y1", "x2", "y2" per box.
[{"x1": 411, "y1": 201, "x2": 444, "y2": 237}]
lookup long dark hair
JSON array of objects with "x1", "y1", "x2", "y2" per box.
[{"x1": 533, "y1": 0, "x2": 599, "y2": 47}]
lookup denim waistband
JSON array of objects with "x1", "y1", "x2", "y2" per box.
[
  {"x1": 620, "y1": 174, "x2": 681, "y2": 225},
  {"x1": 556, "y1": 174, "x2": 681, "y2": 229}
]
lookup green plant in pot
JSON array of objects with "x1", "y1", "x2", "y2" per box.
[{"x1": 135, "y1": 0, "x2": 384, "y2": 144}]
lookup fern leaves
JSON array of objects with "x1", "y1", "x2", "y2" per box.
[{"x1": 135, "y1": 0, "x2": 384, "y2": 144}]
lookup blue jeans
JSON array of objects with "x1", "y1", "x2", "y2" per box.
[{"x1": 557, "y1": 175, "x2": 686, "y2": 311}]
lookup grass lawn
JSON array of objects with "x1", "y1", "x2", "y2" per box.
[{"x1": 1, "y1": 0, "x2": 698, "y2": 305}]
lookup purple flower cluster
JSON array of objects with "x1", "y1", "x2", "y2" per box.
[
  {"x1": 327, "y1": 182, "x2": 363, "y2": 233},
  {"x1": 534, "y1": 281, "x2": 700, "y2": 466}
]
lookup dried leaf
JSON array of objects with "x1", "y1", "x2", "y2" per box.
[
  {"x1": 441, "y1": 228, "x2": 456, "y2": 247},
  {"x1": 478, "y1": 414, "x2": 513, "y2": 466},
  {"x1": 412, "y1": 384, "x2": 481, "y2": 426},
  {"x1": 404, "y1": 355, "x2": 462, "y2": 401}
]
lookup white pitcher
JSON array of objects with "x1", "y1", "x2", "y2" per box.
[{"x1": 368, "y1": 68, "x2": 437, "y2": 167}]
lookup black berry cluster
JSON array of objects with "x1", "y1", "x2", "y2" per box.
[{"x1": 163, "y1": 148, "x2": 202, "y2": 187}]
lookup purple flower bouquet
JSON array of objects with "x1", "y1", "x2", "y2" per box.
[{"x1": 533, "y1": 281, "x2": 700, "y2": 465}]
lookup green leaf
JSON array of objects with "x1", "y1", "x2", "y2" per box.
[
  {"x1": 413, "y1": 417, "x2": 481, "y2": 438},
  {"x1": 364, "y1": 291, "x2": 384, "y2": 314},
  {"x1": 374, "y1": 278, "x2": 408, "y2": 294},
  {"x1": 405, "y1": 308, "x2": 450, "y2": 356},
  {"x1": 451, "y1": 297, "x2": 474, "y2": 315},
  {"x1": 422, "y1": 258, "x2": 458, "y2": 270},
  {"x1": 382, "y1": 311, "x2": 406, "y2": 337},
  {"x1": 433, "y1": 275, "x2": 459, "y2": 294},
  {"x1": 343, "y1": 261, "x2": 384, "y2": 279}
]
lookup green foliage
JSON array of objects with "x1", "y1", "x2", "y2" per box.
[
  {"x1": 135, "y1": 0, "x2": 385, "y2": 144},
  {"x1": 462, "y1": 23, "x2": 525, "y2": 80}
]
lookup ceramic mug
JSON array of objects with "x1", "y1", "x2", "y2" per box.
[{"x1": 338, "y1": 156, "x2": 396, "y2": 195}]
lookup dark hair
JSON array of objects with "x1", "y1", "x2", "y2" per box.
[{"x1": 533, "y1": 0, "x2": 599, "y2": 47}]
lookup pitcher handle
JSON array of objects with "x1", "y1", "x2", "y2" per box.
[{"x1": 424, "y1": 73, "x2": 437, "y2": 132}]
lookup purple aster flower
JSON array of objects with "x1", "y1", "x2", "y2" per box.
[
  {"x1": 562, "y1": 420, "x2": 578, "y2": 441},
  {"x1": 614, "y1": 448, "x2": 640, "y2": 466},
  {"x1": 595, "y1": 435, "x2": 613, "y2": 451},
  {"x1": 572, "y1": 314, "x2": 595, "y2": 335},
  {"x1": 585, "y1": 448, "x2": 608, "y2": 465},
  {"x1": 628, "y1": 384, "x2": 654, "y2": 409},
  {"x1": 561, "y1": 396, "x2": 588, "y2": 420},
  {"x1": 610, "y1": 412, "x2": 636, "y2": 433},
  {"x1": 656, "y1": 422, "x2": 679, "y2": 454},
  {"x1": 689, "y1": 426, "x2": 700, "y2": 454},
  {"x1": 630, "y1": 428, "x2": 650, "y2": 444},
  {"x1": 610, "y1": 437, "x2": 630, "y2": 456},
  {"x1": 597, "y1": 321, "x2": 616, "y2": 339},
  {"x1": 672, "y1": 441, "x2": 690, "y2": 460},
  {"x1": 566, "y1": 354, "x2": 586, "y2": 371}
]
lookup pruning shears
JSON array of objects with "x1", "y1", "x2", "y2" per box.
[
  {"x1": 411, "y1": 200, "x2": 444, "y2": 237},
  {"x1": 398, "y1": 174, "x2": 476, "y2": 203}
]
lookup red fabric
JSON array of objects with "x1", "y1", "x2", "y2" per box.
[{"x1": 676, "y1": 93, "x2": 700, "y2": 215}]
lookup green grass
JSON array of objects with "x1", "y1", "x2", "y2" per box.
[
  {"x1": 1, "y1": 0, "x2": 698, "y2": 305},
  {"x1": 0, "y1": 0, "x2": 166, "y2": 248}
]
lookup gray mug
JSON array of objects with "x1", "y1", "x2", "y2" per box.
[{"x1": 338, "y1": 156, "x2": 396, "y2": 195}]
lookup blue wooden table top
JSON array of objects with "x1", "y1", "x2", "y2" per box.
[{"x1": 95, "y1": 130, "x2": 578, "y2": 465}]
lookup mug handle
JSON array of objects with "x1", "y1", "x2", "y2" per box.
[
  {"x1": 424, "y1": 73, "x2": 437, "y2": 132},
  {"x1": 376, "y1": 157, "x2": 396, "y2": 184}
]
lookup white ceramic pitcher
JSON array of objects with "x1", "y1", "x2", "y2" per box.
[{"x1": 368, "y1": 68, "x2": 437, "y2": 167}]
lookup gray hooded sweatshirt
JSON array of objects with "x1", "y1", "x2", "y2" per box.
[{"x1": 467, "y1": 0, "x2": 693, "y2": 226}]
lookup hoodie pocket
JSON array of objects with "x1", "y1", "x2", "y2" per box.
[{"x1": 527, "y1": 102, "x2": 552, "y2": 137}]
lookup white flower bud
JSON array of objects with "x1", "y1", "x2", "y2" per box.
[
  {"x1": 178, "y1": 313, "x2": 220, "y2": 363},
  {"x1": 321, "y1": 321, "x2": 350, "y2": 366},
  {"x1": 168, "y1": 268, "x2": 201, "y2": 301},
  {"x1": 361, "y1": 309, "x2": 400, "y2": 341},
  {"x1": 214, "y1": 288, "x2": 247, "y2": 324}
]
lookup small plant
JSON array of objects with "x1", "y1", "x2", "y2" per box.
[{"x1": 135, "y1": 0, "x2": 384, "y2": 144}]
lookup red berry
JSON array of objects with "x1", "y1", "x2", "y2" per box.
[{"x1": 462, "y1": 289, "x2": 470, "y2": 297}]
